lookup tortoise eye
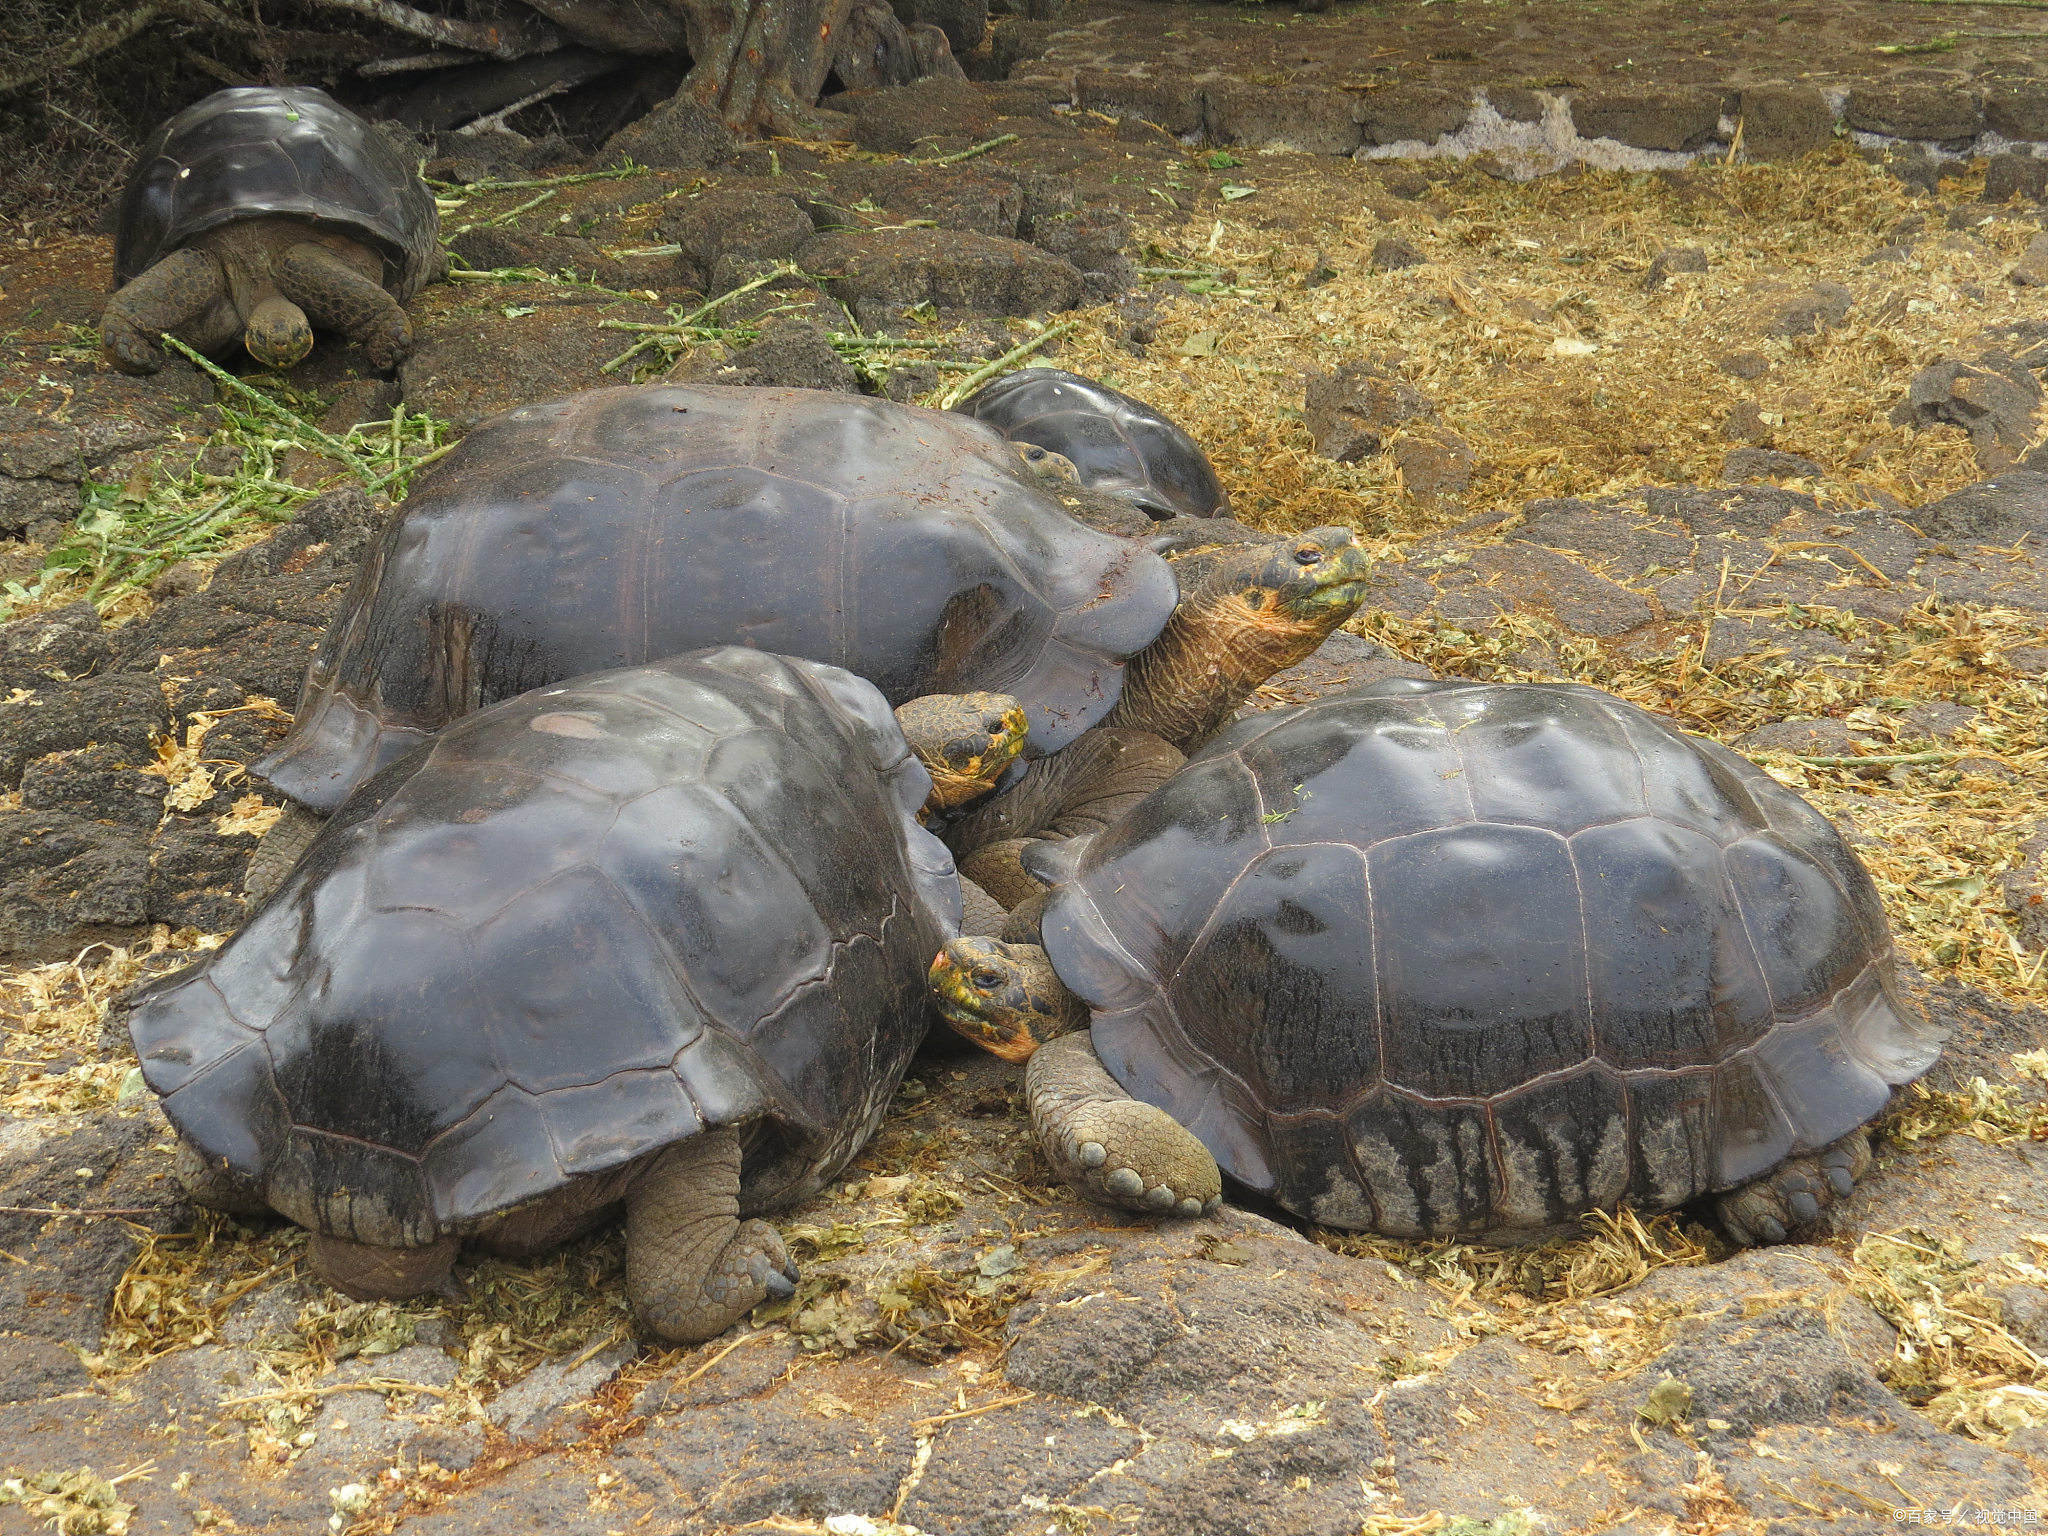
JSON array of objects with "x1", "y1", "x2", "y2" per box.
[
  {"x1": 983, "y1": 716, "x2": 1009, "y2": 734},
  {"x1": 971, "y1": 968, "x2": 1004, "y2": 990},
  {"x1": 1293, "y1": 545, "x2": 1321, "y2": 566}
]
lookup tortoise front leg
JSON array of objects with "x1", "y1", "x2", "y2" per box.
[
  {"x1": 1027, "y1": 1032, "x2": 1221, "y2": 1218},
  {"x1": 959, "y1": 875, "x2": 1011, "y2": 937},
  {"x1": 1716, "y1": 1131, "x2": 1872, "y2": 1246},
  {"x1": 277, "y1": 242, "x2": 413, "y2": 369},
  {"x1": 243, "y1": 802, "x2": 326, "y2": 902},
  {"x1": 959, "y1": 839, "x2": 1047, "y2": 910},
  {"x1": 101, "y1": 248, "x2": 227, "y2": 375},
  {"x1": 625, "y1": 1125, "x2": 798, "y2": 1344}
]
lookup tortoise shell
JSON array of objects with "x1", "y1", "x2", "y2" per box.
[
  {"x1": 114, "y1": 86, "x2": 438, "y2": 299},
  {"x1": 1039, "y1": 678, "x2": 1943, "y2": 1238},
  {"x1": 952, "y1": 368, "x2": 1229, "y2": 520},
  {"x1": 129, "y1": 648, "x2": 957, "y2": 1249},
  {"x1": 254, "y1": 384, "x2": 1179, "y2": 813}
]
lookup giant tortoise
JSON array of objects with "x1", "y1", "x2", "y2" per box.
[
  {"x1": 129, "y1": 648, "x2": 992, "y2": 1343},
  {"x1": 252, "y1": 385, "x2": 1180, "y2": 823},
  {"x1": 932, "y1": 678, "x2": 1945, "y2": 1245},
  {"x1": 952, "y1": 368, "x2": 1230, "y2": 520},
  {"x1": 103, "y1": 87, "x2": 438, "y2": 376}
]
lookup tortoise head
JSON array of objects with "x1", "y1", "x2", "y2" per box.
[
  {"x1": 1219, "y1": 526, "x2": 1372, "y2": 632},
  {"x1": 1011, "y1": 442, "x2": 1080, "y2": 486},
  {"x1": 244, "y1": 295, "x2": 314, "y2": 369},
  {"x1": 895, "y1": 692, "x2": 1029, "y2": 816},
  {"x1": 929, "y1": 936, "x2": 1088, "y2": 1062}
]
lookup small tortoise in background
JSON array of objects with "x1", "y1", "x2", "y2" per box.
[
  {"x1": 952, "y1": 368, "x2": 1231, "y2": 521},
  {"x1": 934, "y1": 678, "x2": 1945, "y2": 1245},
  {"x1": 129, "y1": 649, "x2": 989, "y2": 1343},
  {"x1": 103, "y1": 87, "x2": 438, "y2": 376}
]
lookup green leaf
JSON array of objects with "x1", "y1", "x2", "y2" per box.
[
  {"x1": 1206, "y1": 151, "x2": 1242, "y2": 169},
  {"x1": 1220, "y1": 184, "x2": 1257, "y2": 201},
  {"x1": 977, "y1": 1244, "x2": 1021, "y2": 1278},
  {"x1": 76, "y1": 505, "x2": 123, "y2": 539},
  {"x1": 1922, "y1": 874, "x2": 1988, "y2": 898},
  {"x1": 1639, "y1": 1374, "x2": 1692, "y2": 1424},
  {"x1": 1177, "y1": 330, "x2": 1221, "y2": 357}
]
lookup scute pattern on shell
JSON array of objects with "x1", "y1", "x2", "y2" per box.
[
  {"x1": 129, "y1": 649, "x2": 957, "y2": 1250},
  {"x1": 114, "y1": 86, "x2": 438, "y2": 298},
  {"x1": 952, "y1": 367, "x2": 1230, "y2": 520},
  {"x1": 255, "y1": 385, "x2": 1179, "y2": 812},
  {"x1": 1040, "y1": 677, "x2": 1944, "y2": 1239}
]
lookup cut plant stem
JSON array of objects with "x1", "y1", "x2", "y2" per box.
[
  {"x1": 422, "y1": 164, "x2": 653, "y2": 193},
  {"x1": 598, "y1": 263, "x2": 804, "y2": 373},
  {"x1": 479, "y1": 189, "x2": 556, "y2": 229},
  {"x1": 161, "y1": 335, "x2": 368, "y2": 480},
  {"x1": 936, "y1": 321, "x2": 1081, "y2": 409},
  {"x1": 1788, "y1": 751, "x2": 1964, "y2": 767},
  {"x1": 906, "y1": 133, "x2": 1019, "y2": 166}
]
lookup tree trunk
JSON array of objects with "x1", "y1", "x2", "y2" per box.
[{"x1": 666, "y1": 0, "x2": 858, "y2": 137}]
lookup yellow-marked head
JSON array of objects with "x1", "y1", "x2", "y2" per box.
[
  {"x1": 896, "y1": 692, "x2": 1029, "y2": 816},
  {"x1": 1234, "y1": 526, "x2": 1373, "y2": 629},
  {"x1": 928, "y1": 936, "x2": 1086, "y2": 1061}
]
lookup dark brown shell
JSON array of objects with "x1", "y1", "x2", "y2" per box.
[
  {"x1": 952, "y1": 368, "x2": 1229, "y2": 520},
  {"x1": 1041, "y1": 678, "x2": 1942, "y2": 1238},
  {"x1": 115, "y1": 87, "x2": 438, "y2": 300},
  {"x1": 130, "y1": 649, "x2": 956, "y2": 1248},
  {"x1": 255, "y1": 385, "x2": 1179, "y2": 812}
]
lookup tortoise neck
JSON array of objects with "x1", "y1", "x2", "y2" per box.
[
  {"x1": 1013, "y1": 943, "x2": 1092, "y2": 1053},
  {"x1": 1105, "y1": 581, "x2": 1342, "y2": 752}
]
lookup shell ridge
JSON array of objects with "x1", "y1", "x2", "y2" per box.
[
  {"x1": 1595, "y1": 695, "x2": 1657, "y2": 811},
  {"x1": 585, "y1": 822, "x2": 753, "y2": 1032},
  {"x1": 1716, "y1": 841, "x2": 1785, "y2": 1023},
  {"x1": 1564, "y1": 835, "x2": 1600, "y2": 1066},
  {"x1": 1441, "y1": 703, "x2": 1481, "y2": 826},
  {"x1": 1160, "y1": 843, "x2": 1269, "y2": 991},
  {"x1": 287, "y1": 1119, "x2": 427, "y2": 1163}
]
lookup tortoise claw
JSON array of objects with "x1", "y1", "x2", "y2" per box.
[
  {"x1": 1078, "y1": 1142, "x2": 1107, "y2": 1169},
  {"x1": 1715, "y1": 1132, "x2": 1872, "y2": 1248},
  {"x1": 1105, "y1": 1167, "x2": 1144, "y2": 1199}
]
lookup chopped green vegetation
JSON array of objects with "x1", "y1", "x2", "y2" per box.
[{"x1": 1, "y1": 341, "x2": 451, "y2": 620}]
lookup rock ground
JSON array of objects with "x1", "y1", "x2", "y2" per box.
[{"x1": 0, "y1": 2, "x2": 2046, "y2": 1530}]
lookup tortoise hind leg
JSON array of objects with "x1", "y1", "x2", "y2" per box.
[
  {"x1": 173, "y1": 1137, "x2": 270, "y2": 1217},
  {"x1": 101, "y1": 248, "x2": 227, "y2": 375},
  {"x1": 277, "y1": 242, "x2": 413, "y2": 369},
  {"x1": 312, "y1": 1232, "x2": 461, "y2": 1300},
  {"x1": 1716, "y1": 1130, "x2": 1873, "y2": 1246},
  {"x1": 1027, "y1": 1032, "x2": 1221, "y2": 1219},
  {"x1": 625, "y1": 1126, "x2": 798, "y2": 1344}
]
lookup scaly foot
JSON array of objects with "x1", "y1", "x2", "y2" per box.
[{"x1": 1716, "y1": 1131, "x2": 1872, "y2": 1245}]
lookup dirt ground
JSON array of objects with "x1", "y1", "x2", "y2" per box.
[{"x1": 0, "y1": 2, "x2": 2046, "y2": 1532}]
